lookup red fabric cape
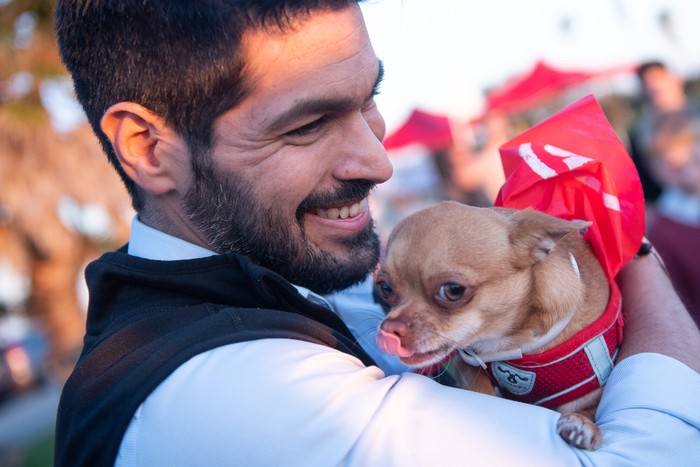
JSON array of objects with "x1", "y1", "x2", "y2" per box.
[{"x1": 494, "y1": 94, "x2": 645, "y2": 280}]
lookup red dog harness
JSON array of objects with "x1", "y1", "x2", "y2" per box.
[{"x1": 465, "y1": 282, "x2": 623, "y2": 409}]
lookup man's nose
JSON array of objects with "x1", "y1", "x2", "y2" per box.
[{"x1": 333, "y1": 111, "x2": 393, "y2": 184}]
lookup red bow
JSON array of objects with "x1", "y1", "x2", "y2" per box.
[{"x1": 495, "y1": 95, "x2": 645, "y2": 280}]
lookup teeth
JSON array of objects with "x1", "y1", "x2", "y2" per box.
[{"x1": 315, "y1": 200, "x2": 364, "y2": 220}]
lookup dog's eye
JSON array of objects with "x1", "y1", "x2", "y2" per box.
[
  {"x1": 437, "y1": 283, "x2": 466, "y2": 302},
  {"x1": 377, "y1": 281, "x2": 394, "y2": 300}
]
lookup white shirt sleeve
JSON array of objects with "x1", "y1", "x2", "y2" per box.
[{"x1": 116, "y1": 340, "x2": 700, "y2": 467}]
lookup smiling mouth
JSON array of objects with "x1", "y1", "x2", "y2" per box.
[{"x1": 314, "y1": 199, "x2": 366, "y2": 220}]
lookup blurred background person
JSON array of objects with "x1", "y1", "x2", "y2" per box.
[
  {"x1": 645, "y1": 111, "x2": 700, "y2": 326},
  {"x1": 628, "y1": 60, "x2": 700, "y2": 206},
  {"x1": 445, "y1": 111, "x2": 512, "y2": 206}
]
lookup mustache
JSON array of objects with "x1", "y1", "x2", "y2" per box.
[{"x1": 297, "y1": 180, "x2": 376, "y2": 215}]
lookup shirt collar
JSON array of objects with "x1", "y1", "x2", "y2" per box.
[
  {"x1": 127, "y1": 215, "x2": 333, "y2": 310},
  {"x1": 127, "y1": 216, "x2": 217, "y2": 261},
  {"x1": 656, "y1": 188, "x2": 700, "y2": 226}
]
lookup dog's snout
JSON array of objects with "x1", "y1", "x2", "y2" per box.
[
  {"x1": 377, "y1": 319, "x2": 414, "y2": 358},
  {"x1": 380, "y1": 318, "x2": 409, "y2": 338}
]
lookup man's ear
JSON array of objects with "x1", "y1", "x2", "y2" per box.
[{"x1": 100, "y1": 102, "x2": 180, "y2": 195}]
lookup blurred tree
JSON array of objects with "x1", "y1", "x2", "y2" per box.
[
  {"x1": 0, "y1": 0, "x2": 132, "y2": 379},
  {"x1": 1, "y1": 0, "x2": 62, "y2": 115}
]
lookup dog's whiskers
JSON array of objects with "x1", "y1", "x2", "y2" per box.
[{"x1": 350, "y1": 316, "x2": 383, "y2": 348}]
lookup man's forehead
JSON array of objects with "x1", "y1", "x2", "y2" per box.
[
  {"x1": 241, "y1": 5, "x2": 368, "y2": 69},
  {"x1": 235, "y1": 5, "x2": 377, "y2": 125}
]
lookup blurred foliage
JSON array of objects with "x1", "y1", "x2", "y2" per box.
[
  {"x1": 1, "y1": 0, "x2": 64, "y2": 124},
  {"x1": 0, "y1": 0, "x2": 132, "y2": 369}
]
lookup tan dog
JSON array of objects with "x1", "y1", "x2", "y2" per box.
[{"x1": 376, "y1": 201, "x2": 618, "y2": 450}]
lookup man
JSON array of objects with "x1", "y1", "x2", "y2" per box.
[
  {"x1": 629, "y1": 60, "x2": 700, "y2": 204},
  {"x1": 645, "y1": 112, "x2": 700, "y2": 325},
  {"x1": 54, "y1": 1, "x2": 700, "y2": 466}
]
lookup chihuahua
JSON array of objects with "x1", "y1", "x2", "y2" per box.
[{"x1": 376, "y1": 201, "x2": 621, "y2": 450}]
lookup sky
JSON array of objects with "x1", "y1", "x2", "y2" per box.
[{"x1": 360, "y1": 0, "x2": 700, "y2": 132}]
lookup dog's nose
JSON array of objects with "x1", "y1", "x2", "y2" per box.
[{"x1": 380, "y1": 318, "x2": 409, "y2": 337}]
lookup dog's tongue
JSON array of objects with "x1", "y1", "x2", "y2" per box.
[{"x1": 376, "y1": 329, "x2": 414, "y2": 357}]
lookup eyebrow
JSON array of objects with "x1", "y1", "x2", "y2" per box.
[{"x1": 266, "y1": 59, "x2": 385, "y2": 133}]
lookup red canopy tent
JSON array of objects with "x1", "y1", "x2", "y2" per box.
[
  {"x1": 482, "y1": 61, "x2": 631, "y2": 117},
  {"x1": 382, "y1": 108, "x2": 453, "y2": 152},
  {"x1": 383, "y1": 62, "x2": 632, "y2": 152}
]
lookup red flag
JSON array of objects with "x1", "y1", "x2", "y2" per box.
[{"x1": 495, "y1": 95, "x2": 645, "y2": 280}]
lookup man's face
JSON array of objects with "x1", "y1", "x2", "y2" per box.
[
  {"x1": 655, "y1": 140, "x2": 700, "y2": 195},
  {"x1": 182, "y1": 5, "x2": 392, "y2": 293},
  {"x1": 642, "y1": 67, "x2": 686, "y2": 112}
]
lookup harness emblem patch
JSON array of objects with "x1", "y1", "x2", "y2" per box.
[{"x1": 492, "y1": 362, "x2": 536, "y2": 395}]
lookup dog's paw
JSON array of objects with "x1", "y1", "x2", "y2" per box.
[{"x1": 556, "y1": 413, "x2": 602, "y2": 450}]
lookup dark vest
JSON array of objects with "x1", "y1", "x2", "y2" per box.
[{"x1": 54, "y1": 249, "x2": 375, "y2": 467}]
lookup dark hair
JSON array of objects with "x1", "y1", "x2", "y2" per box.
[
  {"x1": 55, "y1": 0, "x2": 356, "y2": 210},
  {"x1": 636, "y1": 60, "x2": 666, "y2": 81}
]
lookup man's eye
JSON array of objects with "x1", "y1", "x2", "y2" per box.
[{"x1": 286, "y1": 117, "x2": 327, "y2": 137}]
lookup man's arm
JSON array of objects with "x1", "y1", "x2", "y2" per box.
[
  {"x1": 117, "y1": 338, "x2": 700, "y2": 466},
  {"x1": 115, "y1": 251, "x2": 700, "y2": 467},
  {"x1": 616, "y1": 246, "x2": 700, "y2": 373}
]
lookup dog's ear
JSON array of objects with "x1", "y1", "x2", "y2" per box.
[{"x1": 507, "y1": 209, "x2": 591, "y2": 263}]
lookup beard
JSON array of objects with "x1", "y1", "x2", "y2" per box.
[{"x1": 183, "y1": 158, "x2": 381, "y2": 295}]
